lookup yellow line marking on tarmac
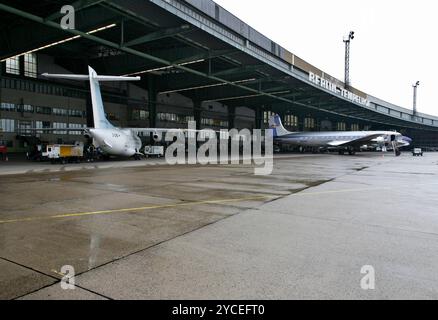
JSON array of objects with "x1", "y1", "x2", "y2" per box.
[
  {"x1": 0, "y1": 195, "x2": 273, "y2": 225},
  {"x1": 3, "y1": 181, "x2": 435, "y2": 225}
]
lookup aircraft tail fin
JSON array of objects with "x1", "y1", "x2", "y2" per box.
[
  {"x1": 42, "y1": 66, "x2": 140, "y2": 129},
  {"x1": 268, "y1": 114, "x2": 291, "y2": 137},
  {"x1": 87, "y1": 66, "x2": 115, "y2": 129}
]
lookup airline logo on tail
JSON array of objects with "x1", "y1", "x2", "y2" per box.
[{"x1": 268, "y1": 114, "x2": 290, "y2": 137}]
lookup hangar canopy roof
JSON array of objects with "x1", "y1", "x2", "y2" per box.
[{"x1": 1, "y1": 0, "x2": 437, "y2": 131}]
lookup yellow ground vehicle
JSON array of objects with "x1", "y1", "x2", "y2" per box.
[{"x1": 42, "y1": 143, "x2": 84, "y2": 164}]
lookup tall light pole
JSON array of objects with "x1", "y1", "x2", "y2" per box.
[
  {"x1": 413, "y1": 81, "x2": 420, "y2": 116},
  {"x1": 343, "y1": 31, "x2": 355, "y2": 89}
]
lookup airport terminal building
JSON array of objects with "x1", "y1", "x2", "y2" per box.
[{"x1": 1, "y1": 0, "x2": 437, "y2": 152}]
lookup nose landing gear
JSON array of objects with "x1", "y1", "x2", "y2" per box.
[{"x1": 133, "y1": 149, "x2": 142, "y2": 160}]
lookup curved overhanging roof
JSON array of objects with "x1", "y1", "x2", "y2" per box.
[{"x1": 0, "y1": 0, "x2": 437, "y2": 131}]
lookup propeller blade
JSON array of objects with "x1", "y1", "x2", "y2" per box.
[{"x1": 392, "y1": 141, "x2": 401, "y2": 157}]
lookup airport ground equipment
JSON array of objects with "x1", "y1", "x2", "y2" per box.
[
  {"x1": 42, "y1": 143, "x2": 84, "y2": 164},
  {"x1": 144, "y1": 146, "x2": 164, "y2": 158},
  {"x1": 413, "y1": 148, "x2": 424, "y2": 156}
]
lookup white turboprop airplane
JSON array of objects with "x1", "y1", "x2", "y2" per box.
[
  {"x1": 41, "y1": 66, "x2": 191, "y2": 159},
  {"x1": 268, "y1": 114, "x2": 409, "y2": 156}
]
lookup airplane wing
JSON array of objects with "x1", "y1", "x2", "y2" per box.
[
  {"x1": 131, "y1": 128, "x2": 262, "y2": 142},
  {"x1": 20, "y1": 128, "x2": 88, "y2": 132},
  {"x1": 327, "y1": 134, "x2": 388, "y2": 147},
  {"x1": 130, "y1": 128, "x2": 221, "y2": 139},
  {"x1": 327, "y1": 140, "x2": 353, "y2": 147},
  {"x1": 130, "y1": 128, "x2": 193, "y2": 134}
]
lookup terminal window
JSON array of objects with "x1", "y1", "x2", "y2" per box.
[
  {"x1": 35, "y1": 122, "x2": 44, "y2": 134},
  {"x1": 18, "y1": 120, "x2": 32, "y2": 135},
  {"x1": 36, "y1": 106, "x2": 52, "y2": 115},
  {"x1": 24, "y1": 53, "x2": 37, "y2": 78},
  {"x1": 0, "y1": 119, "x2": 15, "y2": 132},
  {"x1": 158, "y1": 113, "x2": 195, "y2": 124},
  {"x1": 53, "y1": 122, "x2": 68, "y2": 135},
  {"x1": 337, "y1": 122, "x2": 346, "y2": 131},
  {"x1": 69, "y1": 123, "x2": 86, "y2": 135},
  {"x1": 53, "y1": 108, "x2": 69, "y2": 116},
  {"x1": 304, "y1": 118, "x2": 315, "y2": 129},
  {"x1": 132, "y1": 109, "x2": 149, "y2": 121},
  {"x1": 264, "y1": 111, "x2": 274, "y2": 124},
  {"x1": 36, "y1": 121, "x2": 51, "y2": 134},
  {"x1": 5, "y1": 56, "x2": 20, "y2": 75},
  {"x1": 1, "y1": 103, "x2": 16, "y2": 111},
  {"x1": 284, "y1": 115, "x2": 298, "y2": 127},
  {"x1": 201, "y1": 118, "x2": 228, "y2": 128},
  {"x1": 19, "y1": 104, "x2": 34, "y2": 113},
  {"x1": 69, "y1": 109, "x2": 85, "y2": 118}
]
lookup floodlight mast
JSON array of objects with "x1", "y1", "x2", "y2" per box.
[
  {"x1": 413, "y1": 81, "x2": 420, "y2": 116},
  {"x1": 343, "y1": 31, "x2": 355, "y2": 89}
]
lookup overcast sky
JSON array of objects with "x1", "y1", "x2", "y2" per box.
[{"x1": 214, "y1": 0, "x2": 437, "y2": 116}]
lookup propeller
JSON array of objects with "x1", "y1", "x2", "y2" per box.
[{"x1": 391, "y1": 135, "x2": 401, "y2": 157}]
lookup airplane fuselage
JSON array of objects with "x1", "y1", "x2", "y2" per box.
[
  {"x1": 87, "y1": 128, "x2": 142, "y2": 157},
  {"x1": 275, "y1": 131, "x2": 401, "y2": 147}
]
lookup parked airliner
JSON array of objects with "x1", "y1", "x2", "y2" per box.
[
  {"x1": 41, "y1": 66, "x2": 187, "y2": 158},
  {"x1": 268, "y1": 114, "x2": 410, "y2": 156}
]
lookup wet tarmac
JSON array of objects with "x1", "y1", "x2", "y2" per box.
[{"x1": 1, "y1": 152, "x2": 438, "y2": 299}]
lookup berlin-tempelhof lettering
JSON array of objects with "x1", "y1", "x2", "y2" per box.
[
  {"x1": 163, "y1": 122, "x2": 274, "y2": 176},
  {"x1": 309, "y1": 72, "x2": 370, "y2": 107}
]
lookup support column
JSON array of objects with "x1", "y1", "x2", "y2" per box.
[
  {"x1": 193, "y1": 100, "x2": 202, "y2": 130},
  {"x1": 86, "y1": 95, "x2": 94, "y2": 128},
  {"x1": 0, "y1": 65, "x2": 3, "y2": 116},
  {"x1": 298, "y1": 116, "x2": 305, "y2": 132},
  {"x1": 255, "y1": 106, "x2": 263, "y2": 129},
  {"x1": 148, "y1": 75, "x2": 157, "y2": 128},
  {"x1": 228, "y1": 105, "x2": 235, "y2": 130},
  {"x1": 315, "y1": 118, "x2": 322, "y2": 132},
  {"x1": 0, "y1": 68, "x2": 3, "y2": 146}
]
